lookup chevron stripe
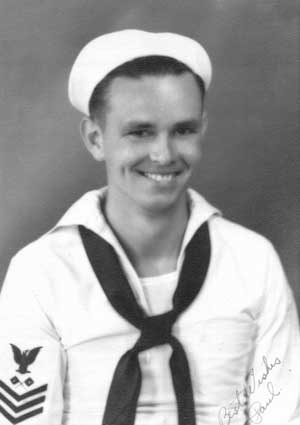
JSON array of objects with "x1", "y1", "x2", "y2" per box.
[
  {"x1": 0, "y1": 405, "x2": 43, "y2": 424},
  {"x1": 0, "y1": 391, "x2": 46, "y2": 413},
  {"x1": 0, "y1": 381, "x2": 47, "y2": 402}
]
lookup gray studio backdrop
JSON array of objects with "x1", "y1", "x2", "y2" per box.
[{"x1": 0, "y1": 0, "x2": 299, "y2": 313}]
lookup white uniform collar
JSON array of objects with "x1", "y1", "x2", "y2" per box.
[
  {"x1": 48, "y1": 187, "x2": 221, "y2": 237},
  {"x1": 47, "y1": 187, "x2": 221, "y2": 302}
]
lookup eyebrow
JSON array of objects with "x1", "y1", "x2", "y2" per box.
[
  {"x1": 123, "y1": 119, "x2": 201, "y2": 131},
  {"x1": 173, "y1": 119, "x2": 201, "y2": 128},
  {"x1": 123, "y1": 121, "x2": 155, "y2": 131}
]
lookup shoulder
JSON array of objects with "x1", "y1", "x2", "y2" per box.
[
  {"x1": 8, "y1": 188, "x2": 103, "y2": 273},
  {"x1": 188, "y1": 188, "x2": 275, "y2": 259},
  {"x1": 1, "y1": 227, "x2": 83, "y2": 322},
  {"x1": 10, "y1": 225, "x2": 81, "y2": 277},
  {"x1": 208, "y1": 215, "x2": 285, "y2": 292},
  {"x1": 207, "y1": 216, "x2": 294, "y2": 317},
  {"x1": 209, "y1": 215, "x2": 274, "y2": 256}
]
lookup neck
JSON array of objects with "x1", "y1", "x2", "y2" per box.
[{"x1": 103, "y1": 191, "x2": 189, "y2": 277}]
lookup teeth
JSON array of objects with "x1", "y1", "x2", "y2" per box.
[{"x1": 144, "y1": 173, "x2": 175, "y2": 182}]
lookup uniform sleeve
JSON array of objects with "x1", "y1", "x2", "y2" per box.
[
  {"x1": 247, "y1": 243, "x2": 300, "y2": 424},
  {"x1": 0, "y1": 253, "x2": 66, "y2": 425}
]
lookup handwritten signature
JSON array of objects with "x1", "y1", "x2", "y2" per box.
[
  {"x1": 218, "y1": 356, "x2": 282, "y2": 425},
  {"x1": 248, "y1": 382, "x2": 281, "y2": 424}
]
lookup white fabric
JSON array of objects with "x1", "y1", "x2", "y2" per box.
[
  {"x1": 0, "y1": 187, "x2": 299, "y2": 425},
  {"x1": 140, "y1": 270, "x2": 178, "y2": 315},
  {"x1": 68, "y1": 29, "x2": 212, "y2": 115}
]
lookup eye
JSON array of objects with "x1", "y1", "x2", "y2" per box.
[
  {"x1": 174, "y1": 127, "x2": 198, "y2": 136},
  {"x1": 128, "y1": 129, "x2": 152, "y2": 138}
]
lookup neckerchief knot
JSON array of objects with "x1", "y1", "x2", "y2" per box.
[{"x1": 135, "y1": 311, "x2": 175, "y2": 351}]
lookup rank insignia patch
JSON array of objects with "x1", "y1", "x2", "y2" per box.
[{"x1": 0, "y1": 344, "x2": 48, "y2": 423}]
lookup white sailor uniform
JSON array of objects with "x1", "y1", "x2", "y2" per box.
[{"x1": 0, "y1": 188, "x2": 299, "y2": 425}]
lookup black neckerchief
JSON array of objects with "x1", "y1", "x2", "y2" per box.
[{"x1": 79, "y1": 221, "x2": 210, "y2": 425}]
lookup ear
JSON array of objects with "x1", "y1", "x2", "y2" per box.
[
  {"x1": 200, "y1": 110, "x2": 208, "y2": 138},
  {"x1": 80, "y1": 116, "x2": 105, "y2": 162}
]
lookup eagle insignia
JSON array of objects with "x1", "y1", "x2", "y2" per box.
[{"x1": 10, "y1": 344, "x2": 42, "y2": 374}]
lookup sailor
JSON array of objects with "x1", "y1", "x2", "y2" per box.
[{"x1": 0, "y1": 29, "x2": 299, "y2": 425}]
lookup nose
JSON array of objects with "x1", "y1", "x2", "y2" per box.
[{"x1": 149, "y1": 133, "x2": 175, "y2": 164}]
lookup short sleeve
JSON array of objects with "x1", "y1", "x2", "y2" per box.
[{"x1": 0, "y1": 253, "x2": 66, "y2": 425}]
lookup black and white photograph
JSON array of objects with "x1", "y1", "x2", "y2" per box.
[{"x1": 0, "y1": 1, "x2": 299, "y2": 424}]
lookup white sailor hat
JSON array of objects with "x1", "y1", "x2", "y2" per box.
[{"x1": 68, "y1": 29, "x2": 212, "y2": 116}]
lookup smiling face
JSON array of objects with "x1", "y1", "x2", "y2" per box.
[{"x1": 82, "y1": 72, "x2": 206, "y2": 214}]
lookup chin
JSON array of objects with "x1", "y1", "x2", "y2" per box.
[{"x1": 138, "y1": 191, "x2": 187, "y2": 214}]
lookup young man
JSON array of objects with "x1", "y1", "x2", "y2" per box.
[{"x1": 0, "y1": 29, "x2": 299, "y2": 425}]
